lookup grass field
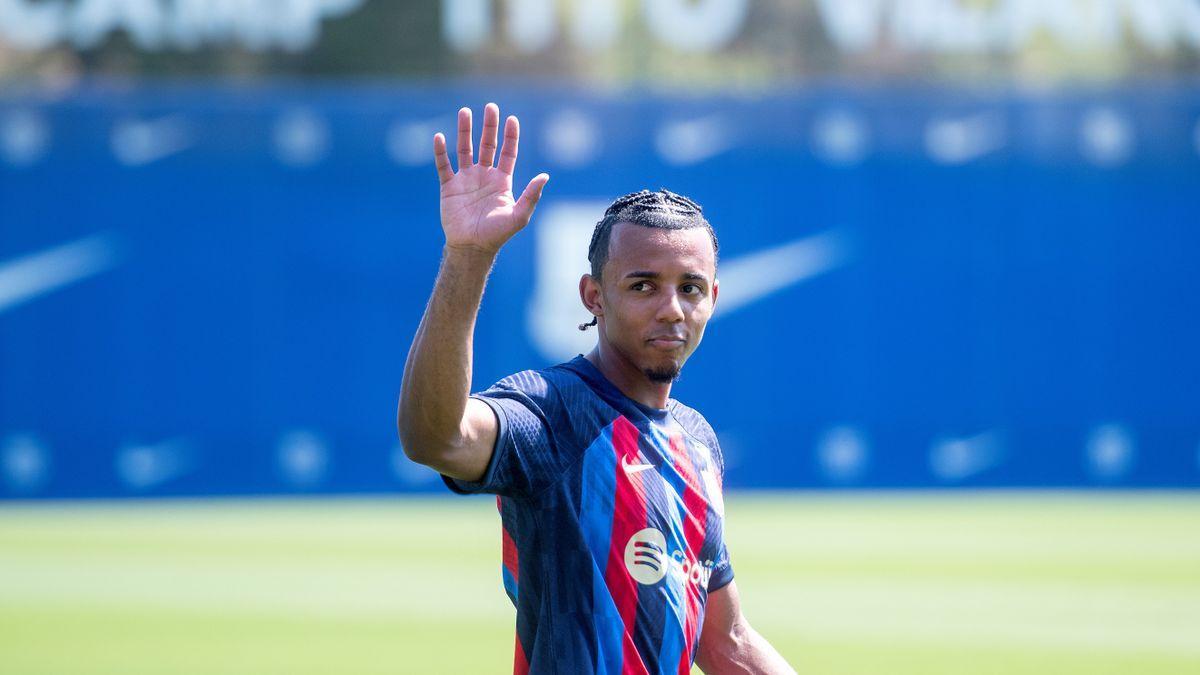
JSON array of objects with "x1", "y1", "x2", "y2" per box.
[{"x1": 0, "y1": 492, "x2": 1197, "y2": 674}]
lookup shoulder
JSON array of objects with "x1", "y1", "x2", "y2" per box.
[
  {"x1": 483, "y1": 362, "x2": 589, "y2": 402},
  {"x1": 476, "y1": 362, "x2": 604, "y2": 426},
  {"x1": 669, "y1": 399, "x2": 715, "y2": 433},
  {"x1": 669, "y1": 400, "x2": 721, "y2": 454},
  {"x1": 670, "y1": 399, "x2": 729, "y2": 480},
  {"x1": 475, "y1": 362, "x2": 619, "y2": 466}
]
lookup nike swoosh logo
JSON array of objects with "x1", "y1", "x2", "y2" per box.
[
  {"x1": 116, "y1": 438, "x2": 193, "y2": 490},
  {"x1": 387, "y1": 115, "x2": 449, "y2": 167},
  {"x1": 713, "y1": 229, "x2": 851, "y2": 318},
  {"x1": 655, "y1": 115, "x2": 737, "y2": 166},
  {"x1": 924, "y1": 113, "x2": 1006, "y2": 165},
  {"x1": 1, "y1": 110, "x2": 50, "y2": 166},
  {"x1": 1, "y1": 433, "x2": 50, "y2": 492},
  {"x1": 0, "y1": 233, "x2": 124, "y2": 315},
  {"x1": 111, "y1": 116, "x2": 192, "y2": 166},
  {"x1": 929, "y1": 430, "x2": 1004, "y2": 481},
  {"x1": 812, "y1": 110, "x2": 870, "y2": 165},
  {"x1": 621, "y1": 455, "x2": 656, "y2": 474},
  {"x1": 526, "y1": 206, "x2": 851, "y2": 360}
]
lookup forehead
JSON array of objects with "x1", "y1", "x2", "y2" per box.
[{"x1": 605, "y1": 222, "x2": 716, "y2": 275}]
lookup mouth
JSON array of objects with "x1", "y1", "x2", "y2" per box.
[{"x1": 647, "y1": 336, "x2": 687, "y2": 350}]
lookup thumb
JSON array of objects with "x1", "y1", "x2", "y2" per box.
[{"x1": 513, "y1": 173, "x2": 550, "y2": 226}]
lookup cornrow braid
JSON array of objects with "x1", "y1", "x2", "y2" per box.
[
  {"x1": 579, "y1": 188, "x2": 718, "y2": 331},
  {"x1": 586, "y1": 188, "x2": 719, "y2": 282}
]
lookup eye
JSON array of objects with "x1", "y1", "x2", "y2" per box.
[
  {"x1": 682, "y1": 283, "x2": 703, "y2": 295},
  {"x1": 631, "y1": 281, "x2": 651, "y2": 292}
]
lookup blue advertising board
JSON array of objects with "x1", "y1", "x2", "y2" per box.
[{"x1": 1, "y1": 82, "x2": 1198, "y2": 497}]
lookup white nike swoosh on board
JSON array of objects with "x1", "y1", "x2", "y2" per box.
[
  {"x1": 111, "y1": 116, "x2": 193, "y2": 166},
  {"x1": 655, "y1": 115, "x2": 738, "y2": 166},
  {"x1": 929, "y1": 430, "x2": 1004, "y2": 482},
  {"x1": 621, "y1": 456, "x2": 656, "y2": 474},
  {"x1": 115, "y1": 438, "x2": 194, "y2": 490},
  {"x1": 924, "y1": 113, "x2": 1006, "y2": 165},
  {"x1": 713, "y1": 229, "x2": 850, "y2": 318},
  {"x1": 0, "y1": 233, "x2": 124, "y2": 315},
  {"x1": 387, "y1": 115, "x2": 450, "y2": 167},
  {"x1": 526, "y1": 205, "x2": 852, "y2": 361}
]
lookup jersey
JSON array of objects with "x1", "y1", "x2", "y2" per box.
[{"x1": 442, "y1": 355, "x2": 734, "y2": 675}]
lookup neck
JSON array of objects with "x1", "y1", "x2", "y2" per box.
[{"x1": 585, "y1": 342, "x2": 672, "y2": 410}]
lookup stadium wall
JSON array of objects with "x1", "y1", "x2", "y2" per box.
[{"x1": 1, "y1": 83, "x2": 1198, "y2": 497}]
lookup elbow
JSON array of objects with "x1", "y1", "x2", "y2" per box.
[
  {"x1": 395, "y1": 390, "x2": 426, "y2": 460},
  {"x1": 396, "y1": 409, "x2": 455, "y2": 468},
  {"x1": 393, "y1": 403, "x2": 422, "y2": 461},
  {"x1": 696, "y1": 619, "x2": 753, "y2": 673},
  {"x1": 396, "y1": 410, "x2": 431, "y2": 466},
  {"x1": 398, "y1": 433, "x2": 436, "y2": 469}
]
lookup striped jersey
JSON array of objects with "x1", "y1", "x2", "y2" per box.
[{"x1": 442, "y1": 355, "x2": 733, "y2": 674}]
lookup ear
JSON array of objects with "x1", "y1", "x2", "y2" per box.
[
  {"x1": 579, "y1": 274, "x2": 604, "y2": 318},
  {"x1": 711, "y1": 278, "x2": 719, "y2": 308}
]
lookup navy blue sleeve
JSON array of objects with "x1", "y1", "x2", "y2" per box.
[{"x1": 441, "y1": 370, "x2": 569, "y2": 499}]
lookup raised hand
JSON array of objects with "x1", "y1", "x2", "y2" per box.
[{"x1": 434, "y1": 103, "x2": 550, "y2": 254}]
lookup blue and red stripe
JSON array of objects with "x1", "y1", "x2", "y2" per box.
[
  {"x1": 580, "y1": 419, "x2": 627, "y2": 674},
  {"x1": 578, "y1": 417, "x2": 716, "y2": 674},
  {"x1": 604, "y1": 416, "x2": 650, "y2": 675},
  {"x1": 498, "y1": 496, "x2": 527, "y2": 675},
  {"x1": 646, "y1": 426, "x2": 690, "y2": 675},
  {"x1": 501, "y1": 523, "x2": 519, "y2": 604},
  {"x1": 497, "y1": 496, "x2": 520, "y2": 604},
  {"x1": 667, "y1": 432, "x2": 710, "y2": 673},
  {"x1": 579, "y1": 415, "x2": 657, "y2": 675}
]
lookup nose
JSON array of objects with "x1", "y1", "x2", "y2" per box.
[{"x1": 656, "y1": 289, "x2": 685, "y2": 323}]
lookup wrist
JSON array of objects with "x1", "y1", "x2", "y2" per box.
[{"x1": 443, "y1": 242, "x2": 500, "y2": 264}]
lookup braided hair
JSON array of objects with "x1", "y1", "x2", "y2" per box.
[{"x1": 579, "y1": 189, "x2": 718, "y2": 330}]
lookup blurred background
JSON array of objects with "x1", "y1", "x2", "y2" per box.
[{"x1": 1, "y1": 1, "x2": 1198, "y2": 673}]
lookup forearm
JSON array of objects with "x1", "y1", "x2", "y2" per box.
[
  {"x1": 397, "y1": 245, "x2": 496, "y2": 458},
  {"x1": 697, "y1": 623, "x2": 795, "y2": 675},
  {"x1": 398, "y1": 102, "x2": 546, "y2": 470}
]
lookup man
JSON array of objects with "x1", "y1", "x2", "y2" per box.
[{"x1": 397, "y1": 103, "x2": 794, "y2": 674}]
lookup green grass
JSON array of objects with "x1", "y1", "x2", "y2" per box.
[{"x1": 0, "y1": 493, "x2": 1197, "y2": 674}]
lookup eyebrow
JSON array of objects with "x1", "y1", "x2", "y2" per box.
[{"x1": 623, "y1": 270, "x2": 711, "y2": 283}]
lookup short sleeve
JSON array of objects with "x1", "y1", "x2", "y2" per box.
[
  {"x1": 707, "y1": 540, "x2": 735, "y2": 592},
  {"x1": 441, "y1": 370, "x2": 567, "y2": 499}
]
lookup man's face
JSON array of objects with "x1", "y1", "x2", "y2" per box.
[{"x1": 591, "y1": 222, "x2": 719, "y2": 383}]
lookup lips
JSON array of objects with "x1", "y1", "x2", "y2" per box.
[{"x1": 647, "y1": 336, "x2": 686, "y2": 349}]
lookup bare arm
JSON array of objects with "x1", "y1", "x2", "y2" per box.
[
  {"x1": 695, "y1": 581, "x2": 796, "y2": 675},
  {"x1": 398, "y1": 245, "x2": 502, "y2": 481},
  {"x1": 397, "y1": 103, "x2": 549, "y2": 481}
]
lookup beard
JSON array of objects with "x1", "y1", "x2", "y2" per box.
[{"x1": 643, "y1": 363, "x2": 681, "y2": 384}]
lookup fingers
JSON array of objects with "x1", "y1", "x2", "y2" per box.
[
  {"x1": 497, "y1": 115, "x2": 520, "y2": 175},
  {"x1": 433, "y1": 133, "x2": 453, "y2": 184},
  {"x1": 478, "y1": 102, "x2": 500, "y2": 168},
  {"x1": 513, "y1": 173, "x2": 550, "y2": 226},
  {"x1": 456, "y1": 107, "x2": 473, "y2": 169},
  {"x1": 440, "y1": 105, "x2": 518, "y2": 179}
]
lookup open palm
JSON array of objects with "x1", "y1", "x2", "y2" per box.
[{"x1": 435, "y1": 104, "x2": 549, "y2": 254}]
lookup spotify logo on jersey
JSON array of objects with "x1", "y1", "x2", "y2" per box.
[{"x1": 624, "y1": 528, "x2": 668, "y2": 585}]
